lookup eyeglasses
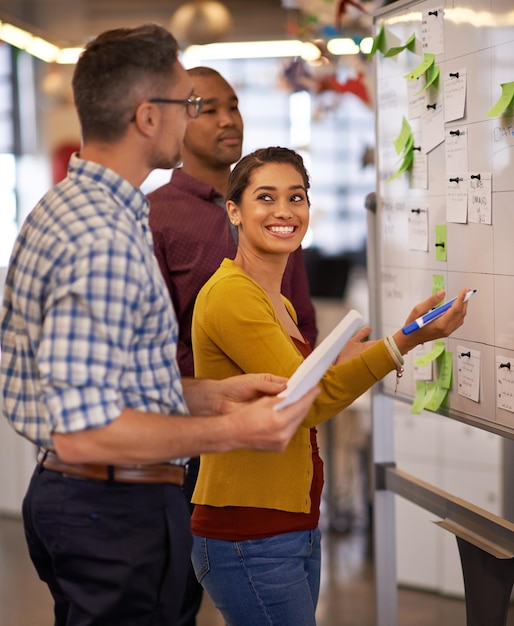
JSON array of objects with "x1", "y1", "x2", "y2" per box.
[{"x1": 148, "y1": 94, "x2": 204, "y2": 119}]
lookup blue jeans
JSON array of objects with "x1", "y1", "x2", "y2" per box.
[{"x1": 191, "y1": 527, "x2": 322, "y2": 626}]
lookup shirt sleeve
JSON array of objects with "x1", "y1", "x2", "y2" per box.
[
  {"x1": 194, "y1": 272, "x2": 396, "y2": 429},
  {"x1": 38, "y1": 237, "x2": 150, "y2": 434}
]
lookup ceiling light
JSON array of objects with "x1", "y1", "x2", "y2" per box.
[
  {"x1": 359, "y1": 37, "x2": 373, "y2": 54},
  {"x1": 55, "y1": 47, "x2": 83, "y2": 65},
  {"x1": 0, "y1": 23, "x2": 32, "y2": 49},
  {"x1": 326, "y1": 38, "x2": 360, "y2": 55},
  {"x1": 182, "y1": 39, "x2": 326, "y2": 62},
  {"x1": 0, "y1": 18, "x2": 83, "y2": 64},
  {"x1": 25, "y1": 36, "x2": 59, "y2": 63},
  {"x1": 301, "y1": 42, "x2": 322, "y2": 62}
]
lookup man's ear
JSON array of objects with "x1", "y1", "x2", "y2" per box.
[{"x1": 132, "y1": 102, "x2": 159, "y2": 137}]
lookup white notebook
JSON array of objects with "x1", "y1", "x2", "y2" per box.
[{"x1": 275, "y1": 309, "x2": 365, "y2": 410}]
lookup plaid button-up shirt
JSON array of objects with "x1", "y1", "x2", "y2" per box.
[{"x1": 1, "y1": 154, "x2": 188, "y2": 459}]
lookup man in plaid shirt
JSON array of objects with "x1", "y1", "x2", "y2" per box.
[{"x1": 0, "y1": 24, "x2": 319, "y2": 626}]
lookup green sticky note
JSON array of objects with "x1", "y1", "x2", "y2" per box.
[
  {"x1": 413, "y1": 339, "x2": 446, "y2": 366},
  {"x1": 405, "y1": 33, "x2": 416, "y2": 52},
  {"x1": 414, "y1": 63, "x2": 440, "y2": 95},
  {"x1": 399, "y1": 149, "x2": 414, "y2": 172},
  {"x1": 387, "y1": 149, "x2": 414, "y2": 182},
  {"x1": 411, "y1": 381, "x2": 427, "y2": 414},
  {"x1": 437, "y1": 351, "x2": 453, "y2": 390},
  {"x1": 432, "y1": 275, "x2": 445, "y2": 297},
  {"x1": 486, "y1": 82, "x2": 514, "y2": 117},
  {"x1": 384, "y1": 43, "x2": 405, "y2": 58},
  {"x1": 415, "y1": 63, "x2": 440, "y2": 94},
  {"x1": 435, "y1": 224, "x2": 447, "y2": 261},
  {"x1": 404, "y1": 52, "x2": 435, "y2": 81},
  {"x1": 383, "y1": 32, "x2": 417, "y2": 57},
  {"x1": 425, "y1": 384, "x2": 448, "y2": 411},
  {"x1": 422, "y1": 381, "x2": 439, "y2": 409},
  {"x1": 393, "y1": 116, "x2": 413, "y2": 154},
  {"x1": 368, "y1": 25, "x2": 386, "y2": 59},
  {"x1": 404, "y1": 133, "x2": 415, "y2": 153},
  {"x1": 412, "y1": 344, "x2": 453, "y2": 414}
]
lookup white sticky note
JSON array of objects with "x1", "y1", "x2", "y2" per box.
[
  {"x1": 408, "y1": 205, "x2": 429, "y2": 250},
  {"x1": 468, "y1": 172, "x2": 492, "y2": 224},
  {"x1": 421, "y1": 7, "x2": 444, "y2": 56},
  {"x1": 457, "y1": 346, "x2": 481, "y2": 402},
  {"x1": 496, "y1": 355, "x2": 514, "y2": 413},
  {"x1": 446, "y1": 174, "x2": 467, "y2": 223},
  {"x1": 444, "y1": 69, "x2": 467, "y2": 122}
]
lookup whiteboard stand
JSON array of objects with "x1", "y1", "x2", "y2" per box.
[
  {"x1": 371, "y1": 392, "x2": 398, "y2": 626},
  {"x1": 366, "y1": 191, "x2": 398, "y2": 625},
  {"x1": 457, "y1": 538, "x2": 514, "y2": 626}
]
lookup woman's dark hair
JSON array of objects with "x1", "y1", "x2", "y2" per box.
[
  {"x1": 226, "y1": 147, "x2": 311, "y2": 206},
  {"x1": 72, "y1": 23, "x2": 180, "y2": 143}
]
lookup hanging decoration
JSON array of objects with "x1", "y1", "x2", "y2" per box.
[
  {"x1": 282, "y1": 0, "x2": 379, "y2": 40},
  {"x1": 279, "y1": 0, "x2": 384, "y2": 111},
  {"x1": 335, "y1": 0, "x2": 371, "y2": 31},
  {"x1": 279, "y1": 43, "x2": 373, "y2": 109}
]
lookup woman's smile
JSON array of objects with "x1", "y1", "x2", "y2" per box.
[{"x1": 266, "y1": 224, "x2": 297, "y2": 236}]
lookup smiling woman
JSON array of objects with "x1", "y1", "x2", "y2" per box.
[{"x1": 188, "y1": 146, "x2": 470, "y2": 626}]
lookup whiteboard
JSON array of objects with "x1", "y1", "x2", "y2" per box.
[{"x1": 371, "y1": 0, "x2": 514, "y2": 438}]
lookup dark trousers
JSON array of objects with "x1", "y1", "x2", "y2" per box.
[
  {"x1": 23, "y1": 465, "x2": 191, "y2": 626},
  {"x1": 179, "y1": 456, "x2": 203, "y2": 626}
]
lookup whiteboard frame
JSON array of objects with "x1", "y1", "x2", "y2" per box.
[{"x1": 368, "y1": 1, "x2": 514, "y2": 622}]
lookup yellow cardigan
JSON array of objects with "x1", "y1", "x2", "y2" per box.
[{"x1": 191, "y1": 259, "x2": 395, "y2": 513}]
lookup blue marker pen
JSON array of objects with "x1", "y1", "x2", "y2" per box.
[{"x1": 402, "y1": 289, "x2": 476, "y2": 335}]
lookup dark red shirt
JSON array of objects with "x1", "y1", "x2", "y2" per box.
[{"x1": 148, "y1": 169, "x2": 318, "y2": 377}]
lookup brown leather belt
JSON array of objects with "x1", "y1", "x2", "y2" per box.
[{"x1": 37, "y1": 450, "x2": 186, "y2": 486}]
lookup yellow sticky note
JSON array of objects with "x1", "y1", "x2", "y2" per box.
[{"x1": 486, "y1": 82, "x2": 514, "y2": 118}]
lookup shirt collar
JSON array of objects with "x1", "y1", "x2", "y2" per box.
[
  {"x1": 171, "y1": 167, "x2": 224, "y2": 204},
  {"x1": 68, "y1": 152, "x2": 149, "y2": 221}
]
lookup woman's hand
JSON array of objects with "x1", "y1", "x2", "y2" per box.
[
  {"x1": 392, "y1": 288, "x2": 470, "y2": 356},
  {"x1": 334, "y1": 325, "x2": 375, "y2": 365}
]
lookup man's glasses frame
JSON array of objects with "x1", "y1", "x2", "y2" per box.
[{"x1": 148, "y1": 94, "x2": 204, "y2": 119}]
